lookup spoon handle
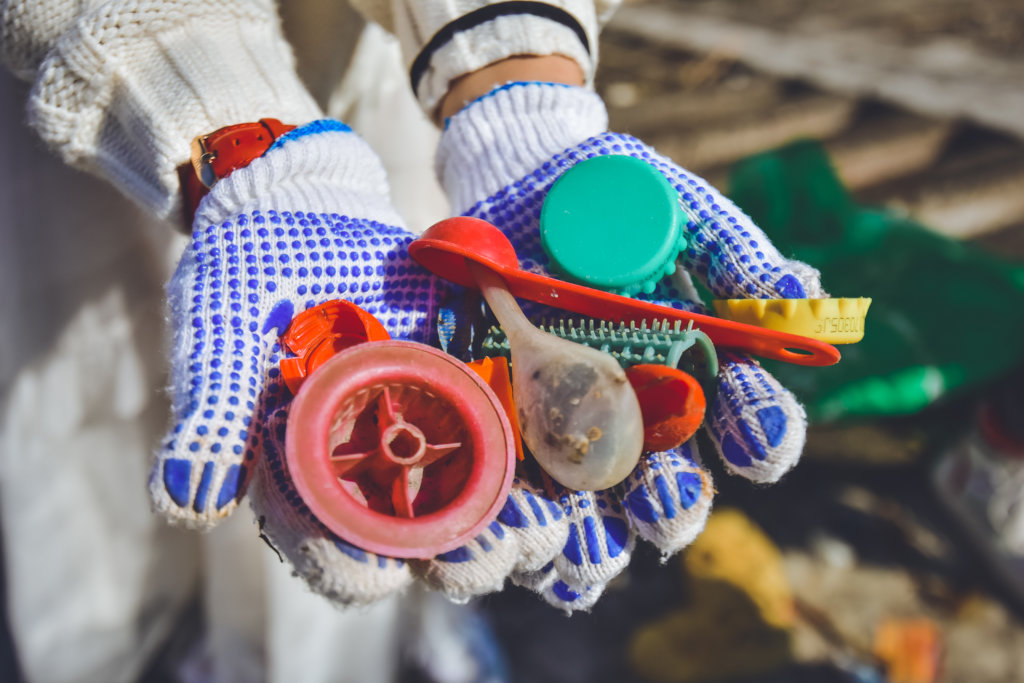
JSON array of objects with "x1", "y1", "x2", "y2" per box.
[{"x1": 466, "y1": 260, "x2": 529, "y2": 342}]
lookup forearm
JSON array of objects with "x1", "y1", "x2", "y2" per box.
[{"x1": 437, "y1": 54, "x2": 583, "y2": 123}]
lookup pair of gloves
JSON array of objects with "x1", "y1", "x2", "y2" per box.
[
  {"x1": 153, "y1": 81, "x2": 826, "y2": 612},
  {"x1": 6, "y1": 0, "x2": 822, "y2": 613}
]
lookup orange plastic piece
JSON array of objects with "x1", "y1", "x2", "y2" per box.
[
  {"x1": 874, "y1": 618, "x2": 942, "y2": 683},
  {"x1": 626, "y1": 364, "x2": 707, "y2": 451},
  {"x1": 466, "y1": 357, "x2": 524, "y2": 461},
  {"x1": 279, "y1": 300, "x2": 390, "y2": 394}
]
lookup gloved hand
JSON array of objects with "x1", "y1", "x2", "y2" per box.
[
  {"x1": 157, "y1": 118, "x2": 689, "y2": 611},
  {"x1": 12, "y1": 0, "x2": 600, "y2": 611},
  {"x1": 433, "y1": 81, "x2": 828, "y2": 611},
  {"x1": 153, "y1": 120, "x2": 577, "y2": 606},
  {"x1": 152, "y1": 120, "x2": 432, "y2": 601}
]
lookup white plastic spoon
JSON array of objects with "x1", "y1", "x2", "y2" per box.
[{"x1": 467, "y1": 261, "x2": 644, "y2": 490}]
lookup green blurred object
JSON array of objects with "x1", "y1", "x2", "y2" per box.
[{"x1": 727, "y1": 141, "x2": 1024, "y2": 422}]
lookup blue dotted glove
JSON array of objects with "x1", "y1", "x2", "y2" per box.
[
  {"x1": 151, "y1": 121, "x2": 573, "y2": 607},
  {"x1": 152, "y1": 121, "x2": 457, "y2": 602},
  {"x1": 432, "y1": 82, "x2": 827, "y2": 612}
]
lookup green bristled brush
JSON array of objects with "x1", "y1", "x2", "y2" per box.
[{"x1": 481, "y1": 317, "x2": 718, "y2": 383}]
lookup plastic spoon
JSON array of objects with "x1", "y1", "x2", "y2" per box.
[{"x1": 466, "y1": 261, "x2": 644, "y2": 491}]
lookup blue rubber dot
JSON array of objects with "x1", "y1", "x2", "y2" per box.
[
  {"x1": 437, "y1": 546, "x2": 473, "y2": 563},
  {"x1": 552, "y1": 581, "x2": 581, "y2": 602}
]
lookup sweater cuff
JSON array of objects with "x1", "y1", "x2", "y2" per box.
[
  {"x1": 395, "y1": 1, "x2": 600, "y2": 115},
  {"x1": 26, "y1": 0, "x2": 322, "y2": 220}
]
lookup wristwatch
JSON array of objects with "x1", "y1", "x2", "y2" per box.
[{"x1": 179, "y1": 118, "x2": 296, "y2": 225}]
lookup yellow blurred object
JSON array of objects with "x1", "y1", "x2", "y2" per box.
[
  {"x1": 630, "y1": 586, "x2": 792, "y2": 683},
  {"x1": 629, "y1": 508, "x2": 796, "y2": 682},
  {"x1": 683, "y1": 507, "x2": 796, "y2": 629},
  {"x1": 712, "y1": 297, "x2": 871, "y2": 344},
  {"x1": 874, "y1": 618, "x2": 942, "y2": 683}
]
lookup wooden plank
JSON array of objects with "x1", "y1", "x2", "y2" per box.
[
  {"x1": 826, "y1": 114, "x2": 953, "y2": 191},
  {"x1": 882, "y1": 157, "x2": 1024, "y2": 238},
  {"x1": 607, "y1": 78, "x2": 782, "y2": 134},
  {"x1": 609, "y1": 3, "x2": 1024, "y2": 140},
  {"x1": 646, "y1": 93, "x2": 855, "y2": 169}
]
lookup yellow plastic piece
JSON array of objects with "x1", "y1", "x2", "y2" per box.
[
  {"x1": 682, "y1": 508, "x2": 795, "y2": 630},
  {"x1": 628, "y1": 509, "x2": 796, "y2": 683},
  {"x1": 712, "y1": 297, "x2": 871, "y2": 344}
]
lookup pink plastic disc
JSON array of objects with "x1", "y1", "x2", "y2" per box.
[{"x1": 286, "y1": 340, "x2": 516, "y2": 559}]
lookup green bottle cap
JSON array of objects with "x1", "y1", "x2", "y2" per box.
[{"x1": 540, "y1": 155, "x2": 685, "y2": 296}]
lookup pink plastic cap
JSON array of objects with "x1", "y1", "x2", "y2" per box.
[{"x1": 286, "y1": 340, "x2": 516, "y2": 559}]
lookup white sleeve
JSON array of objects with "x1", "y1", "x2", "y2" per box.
[
  {"x1": 1, "y1": 0, "x2": 322, "y2": 219},
  {"x1": 347, "y1": 0, "x2": 622, "y2": 114},
  {"x1": 0, "y1": 1, "x2": 88, "y2": 80}
]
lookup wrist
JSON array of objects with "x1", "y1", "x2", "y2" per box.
[
  {"x1": 399, "y1": 1, "x2": 598, "y2": 115},
  {"x1": 436, "y1": 81, "x2": 607, "y2": 213},
  {"x1": 437, "y1": 55, "x2": 583, "y2": 125},
  {"x1": 194, "y1": 120, "x2": 403, "y2": 231}
]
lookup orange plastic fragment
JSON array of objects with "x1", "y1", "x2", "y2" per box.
[
  {"x1": 279, "y1": 300, "x2": 390, "y2": 394},
  {"x1": 873, "y1": 618, "x2": 942, "y2": 683},
  {"x1": 466, "y1": 356, "x2": 524, "y2": 461},
  {"x1": 625, "y1": 364, "x2": 707, "y2": 452}
]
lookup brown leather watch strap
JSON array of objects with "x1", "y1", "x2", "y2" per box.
[{"x1": 179, "y1": 118, "x2": 297, "y2": 226}]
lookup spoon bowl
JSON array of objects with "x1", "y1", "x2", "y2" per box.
[
  {"x1": 467, "y1": 261, "x2": 644, "y2": 491},
  {"x1": 413, "y1": 217, "x2": 520, "y2": 288}
]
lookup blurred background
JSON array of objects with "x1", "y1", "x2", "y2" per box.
[{"x1": 477, "y1": 1, "x2": 1024, "y2": 682}]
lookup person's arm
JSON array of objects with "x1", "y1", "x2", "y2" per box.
[
  {"x1": 347, "y1": 0, "x2": 621, "y2": 121},
  {"x1": 341, "y1": 0, "x2": 829, "y2": 615},
  {"x1": 0, "y1": 0, "x2": 322, "y2": 219}
]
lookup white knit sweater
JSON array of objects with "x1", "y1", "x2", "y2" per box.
[{"x1": 0, "y1": 0, "x2": 620, "y2": 218}]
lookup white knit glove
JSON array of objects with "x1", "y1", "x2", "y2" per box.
[
  {"x1": 160, "y1": 120, "x2": 576, "y2": 607},
  {"x1": 433, "y1": 82, "x2": 825, "y2": 611},
  {"x1": 9, "y1": 0, "x2": 321, "y2": 218}
]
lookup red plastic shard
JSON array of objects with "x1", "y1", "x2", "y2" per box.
[
  {"x1": 465, "y1": 356, "x2": 524, "y2": 461},
  {"x1": 279, "y1": 300, "x2": 391, "y2": 394},
  {"x1": 626, "y1": 364, "x2": 707, "y2": 451}
]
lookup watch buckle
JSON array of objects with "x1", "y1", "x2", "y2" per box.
[{"x1": 190, "y1": 135, "x2": 219, "y2": 189}]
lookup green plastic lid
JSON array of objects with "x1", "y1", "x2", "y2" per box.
[{"x1": 540, "y1": 155, "x2": 685, "y2": 295}]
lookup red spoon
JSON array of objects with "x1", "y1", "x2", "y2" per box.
[{"x1": 410, "y1": 217, "x2": 841, "y2": 366}]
